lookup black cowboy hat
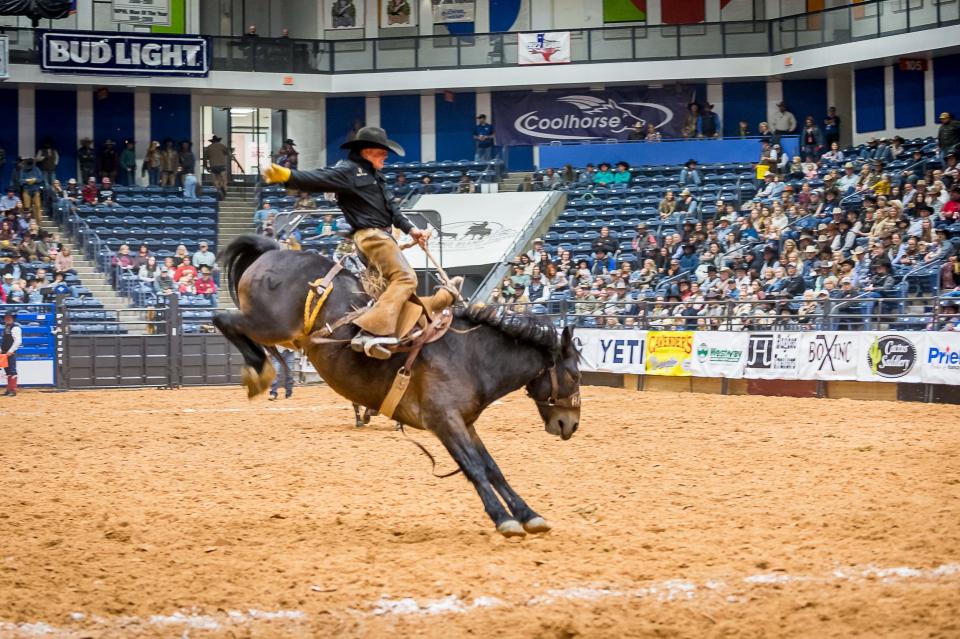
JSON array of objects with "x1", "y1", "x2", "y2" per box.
[
  {"x1": 209, "y1": 135, "x2": 222, "y2": 143},
  {"x1": 341, "y1": 126, "x2": 405, "y2": 156},
  {"x1": 684, "y1": 158, "x2": 698, "y2": 167},
  {"x1": 284, "y1": 138, "x2": 296, "y2": 146}
]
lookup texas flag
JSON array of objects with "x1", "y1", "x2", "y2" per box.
[{"x1": 517, "y1": 31, "x2": 571, "y2": 65}]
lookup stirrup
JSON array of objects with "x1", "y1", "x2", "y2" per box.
[{"x1": 351, "y1": 332, "x2": 398, "y2": 360}]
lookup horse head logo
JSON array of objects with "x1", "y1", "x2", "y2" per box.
[{"x1": 557, "y1": 96, "x2": 646, "y2": 133}]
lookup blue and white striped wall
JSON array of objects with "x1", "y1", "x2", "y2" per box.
[
  {"x1": 0, "y1": 87, "x2": 191, "y2": 188},
  {"x1": 853, "y1": 53, "x2": 959, "y2": 144}
]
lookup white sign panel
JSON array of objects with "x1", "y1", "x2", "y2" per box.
[
  {"x1": 0, "y1": 35, "x2": 8, "y2": 80},
  {"x1": 743, "y1": 332, "x2": 801, "y2": 380},
  {"x1": 919, "y1": 333, "x2": 960, "y2": 385},
  {"x1": 798, "y1": 332, "x2": 859, "y2": 381},
  {"x1": 433, "y1": 0, "x2": 475, "y2": 23},
  {"x1": 689, "y1": 332, "x2": 749, "y2": 379},
  {"x1": 518, "y1": 32, "x2": 571, "y2": 65},
  {"x1": 856, "y1": 332, "x2": 924, "y2": 384},
  {"x1": 112, "y1": 0, "x2": 171, "y2": 26},
  {"x1": 574, "y1": 329, "x2": 646, "y2": 374},
  {"x1": 404, "y1": 192, "x2": 550, "y2": 269}
]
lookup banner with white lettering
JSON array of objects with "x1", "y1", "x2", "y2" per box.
[
  {"x1": 689, "y1": 332, "x2": 749, "y2": 379},
  {"x1": 112, "y1": 0, "x2": 170, "y2": 26},
  {"x1": 798, "y1": 332, "x2": 859, "y2": 381},
  {"x1": 856, "y1": 332, "x2": 924, "y2": 383},
  {"x1": 574, "y1": 329, "x2": 647, "y2": 374},
  {"x1": 918, "y1": 332, "x2": 960, "y2": 385},
  {"x1": 39, "y1": 31, "x2": 209, "y2": 77},
  {"x1": 743, "y1": 332, "x2": 801, "y2": 380},
  {"x1": 518, "y1": 32, "x2": 571, "y2": 65}
]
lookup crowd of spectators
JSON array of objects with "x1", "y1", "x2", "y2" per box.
[
  {"x1": 488, "y1": 112, "x2": 960, "y2": 331},
  {"x1": 112, "y1": 240, "x2": 218, "y2": 306},
  {"x1": 0, "y1": 201, "x2": 74, "y2": 304}
]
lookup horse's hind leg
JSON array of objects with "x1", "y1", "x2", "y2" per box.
[
  {"x1": 213, "y1": 311, "x2": 275, "y2": 398},
  {"x1": 433, "y1": 414, "x2": 524, "y2": 537},
  {"x1": 469, "y1": 426, "x2": 551, "y2": 534}
]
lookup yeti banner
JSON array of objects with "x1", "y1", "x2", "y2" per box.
[{"x1": 492, "y1": 87, "x2": 693, "y2": 145}]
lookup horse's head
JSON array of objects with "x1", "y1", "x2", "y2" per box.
[{"x1": 526, "y1": 326, "x2": 581, "y2": 441}]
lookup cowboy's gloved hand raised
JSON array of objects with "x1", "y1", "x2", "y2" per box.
[
  {"x1": 409, "y1": 227, "x2": 431, "y2": 249},
  {"x1": 263, "y1": 164, "x2": 291, "y2": 184}
]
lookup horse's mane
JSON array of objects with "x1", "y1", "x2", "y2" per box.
[{"x1": 455, "y1": 304, "x2": 561, "y2": 360}]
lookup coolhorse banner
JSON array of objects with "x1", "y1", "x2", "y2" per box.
[
  {"x1": 39, "y1": 31, "x2": 209, "y2": 77},
  {"x1": 574, "y1": 329, "x2": 647, "y2": 374},
  {"x1": 798, "y1": 332, "x2": 859, "y2": 381},
  {"x1": 689, "y1": 332, "x2": 749, "y2": 379},
  {"x1": 492, "y1": 87, "x2": 694, "y2": 145}
]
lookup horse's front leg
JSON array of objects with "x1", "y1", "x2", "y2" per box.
[
  {"x1": 432, "y1": 413, "x2": 525, "y2": 537},
  {"x1": 469, "y1": 425, "x2": 551, "y2": 534}
]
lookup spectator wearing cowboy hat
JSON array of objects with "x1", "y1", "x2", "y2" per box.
[
  {"x1": 262, "y1": 126, "x2": 443, "y2": 359},
  {"x1": 938, "y1": 112, "x2": 960, "y2": 159},
  {"x1": 771, "y1": 101, "x2": 797, "y2": 138},
  {"x1": 203, "y1": 135, "x2": 230, "y2": 198},
  {"x1": 1, "y1": 309, "x2": 21, "y2": 397},
  {"x1": 680, "y1": 159, "x2": 701, "y2": 186},
  {"x1": 612, "y1": 161, "x2": 631, "y2": 184},
  {"x1": 696, "y1": 103, "x2": 721, "y2": 139}
]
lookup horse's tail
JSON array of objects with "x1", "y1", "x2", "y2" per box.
[{"x1": 220, "y1": 234, "x2": 280, "y2": 307}]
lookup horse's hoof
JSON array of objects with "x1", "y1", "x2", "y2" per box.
[
  {"x1": 241, "y1": 366, "x2": 262, "y2": 399},
  {"x1": 496, "y1": 520, "x2": 526, "y2": 538},
  {"x1": 522, "y1": 517, "x2": 552, "y2": 534}
]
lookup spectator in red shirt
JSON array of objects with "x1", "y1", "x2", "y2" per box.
[
  {"x1": 177, "y1": 271, "x2": 197, "y2": 295},
  {"x1": 940, "y1": 187, "x2": 959, "y2": 223},
  {"x1": 195, "y1": 265, "x2": 217, "y2": 305},
  {"x1": 173, "y1": 255, "x2": 197, "y2": 282},
  {"x1": 81, "y1": 177, "x2": 98, "y2": 205}
]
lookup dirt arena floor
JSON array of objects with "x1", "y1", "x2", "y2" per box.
[{"x1": 1, "y1": 385, "x2": 959, "y2": 638}]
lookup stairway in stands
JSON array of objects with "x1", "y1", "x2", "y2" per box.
[
  {"x1": 499, "y1": 171, "x2": 531, "y2": 193},
  {"x1": 40, "y1": 218, "x2": 130, "y2": 315},
  {"x1": 216, "y1": 185, "x2": 258, "y2": 307}
]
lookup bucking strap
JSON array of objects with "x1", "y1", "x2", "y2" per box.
[{"x1": 302, "y1": 258, "x2": 346, "y2": 338}]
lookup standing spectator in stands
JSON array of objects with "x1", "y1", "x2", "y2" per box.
[
  {"x1": 276, "y1": 139, "x2": 298, "y2": 170},
  {"x1": 142, "y1": 141, "x2": 161, "y2": 186},
  {"x1": 757, "y1": 121, "x2": 773, "y2": 144},
  {"x1": 19, "y1": 158, "x2": 43, "y2": 222},
  {"x1": 204, "y1": 136, "x2": 230, "y2": 199},
  {"x1": 160, "y1": 138, "x2": 180, "y2": 186},
  {"x1": 35, "y1": 139, "x2": 59, "y2": 185},
  {"x1": 680, "y1": 159, "x2": 701, "y2": 186},
  {"x1": 178, "y1": 141, "x2": 196, "y2": 186},
  {"x1": 823, "y1": 106, "x2": 841, "y2": 147},
  {"x1": 737, "y1": 120, "x2": 750, "y2": 138},
  {"x1": 627, "y1": 122, "x2": 644, "y2": 140},
  {"x1": 473, "y1": 114, "x2": 495, "y2": 162},
  {"x1": 800, "y1": 116, "x2": 825, "y2": 159},
  {"x1": 119, "y1": 139, "x2": 137, "y2": 186},
  {"x1": 593, "y1": 162, "x2": 615, "y2": 187},
  {"x1": 183, "y1": 171, "x2": 198, "y2": 199},
  {"x1": 696, "y1": 103, "x2": 721, "y2": 139},
  {"x1": 771, "y1": 102, "x2": 797, "y2": 139},
  {"x1": 98, "y1": 139, "x2": 118, "y2": 182},
  {"x1": 938, "y1": 112, "x2": 960, "y2": 159},
  {"x1": 81, "y1": 177, "x2": 98, "y2": 205},
  {"x1": 681, "y1": 102, "x2": 699, "y2": 138},
  {"x1": 2, "y1": 309, "x2": 22, "y2": 397},
  {"x1": 77, "y1": 138, "x2": 96, "y2": 184}
]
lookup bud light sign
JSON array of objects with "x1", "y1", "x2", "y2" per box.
[
  {"x1": 492, "y1": 87, "x2": 693, "y2": 145},
  {"x1": 39, "y1": 31, "x2": 210, "y2": 77}
]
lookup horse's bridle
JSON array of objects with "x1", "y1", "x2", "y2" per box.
[{"x1": 529, "y1": 366, "x2": 581, "y2": 409}]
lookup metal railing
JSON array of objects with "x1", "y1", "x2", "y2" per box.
[
  {"x1": 3, "y1": 0, "x2": 957, "y2": 74},
  {"x1": 487, "y1": 294, "x2": 956, "y2": 332}
]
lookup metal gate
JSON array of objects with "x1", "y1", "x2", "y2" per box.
[{"x1": 62, "y1": 298, "x2": 245, "y2": 389}]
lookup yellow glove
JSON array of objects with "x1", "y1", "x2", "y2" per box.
[{"x1": 263, "y1": 163, "x2": 291, "y2": 184}]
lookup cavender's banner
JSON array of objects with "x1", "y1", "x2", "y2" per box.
[
  {"x1": 40, "y1": 31, "x2": 209, "y2": 77},
  {"x1": 645, "y1": 331, "x2": 693, "y2": 376},
  {"x1": 492, "y1": 86, "x2": 693, "y2": 145}
]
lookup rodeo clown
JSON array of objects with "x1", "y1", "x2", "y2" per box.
[
  {"x1": 2, "y1": 309, "x2": 22, "y2": 397},
  {"x1": 262, "y1": 126, "x2": 452, "y2": 359}
]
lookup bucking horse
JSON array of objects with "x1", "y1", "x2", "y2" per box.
[{"x1": 213, "y1": 235, "x2": 581, "y2": 537}]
